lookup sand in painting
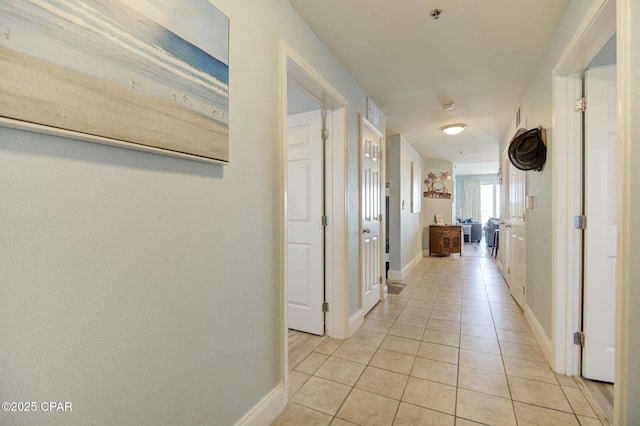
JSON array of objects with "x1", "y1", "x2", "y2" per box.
[{"x1": 0, "y1": 47, "x2": 229, "y2": 162}]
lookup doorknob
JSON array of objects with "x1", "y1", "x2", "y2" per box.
[
  {"x1": 504, "y1": 224, "x2": 512, "y2": 228},
  {"x1": 363, "y1": 228, "x2": 371, "y2": 234}
]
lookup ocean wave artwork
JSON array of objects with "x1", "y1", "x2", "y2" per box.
[{"x1": 0, "y1": 0, "x2": 231, "y2": 163}]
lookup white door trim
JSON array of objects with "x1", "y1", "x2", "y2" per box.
[
  {"x1": 551, "y1": 0, "x2": 616, "y2": 374},
  {"x1": 551, "y1": 73, "x2": 583, "y2": 376},
  {"x1": 279, "y1": 41, "x2": 350, "y2": 399},
  {"x1": 614, "y1": 1, "x2": 635, "y2": 423}
]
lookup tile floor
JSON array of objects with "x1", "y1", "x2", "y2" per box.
[{"x1": 274, "y1": 251, "x2": 606, "y2": 426}]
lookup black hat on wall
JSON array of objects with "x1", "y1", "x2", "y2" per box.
[{"x1": 508, "y1": 127, "x2": 547, "y2": 171}]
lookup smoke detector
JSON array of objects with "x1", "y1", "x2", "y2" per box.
[{"x1": 429, "y1": 9, "x2": 443, "y2": 20}]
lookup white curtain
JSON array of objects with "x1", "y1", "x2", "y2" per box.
[{"x1": 462, "y1": 179, "x2": 481, "y2": 222}]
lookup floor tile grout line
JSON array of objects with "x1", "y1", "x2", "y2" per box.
[
  {"x1": 389, "y1": 295, "x2": 412, "y2": 426},
  {"x1": 484, "y1": 260, "x2": 587, "y2": 425},
  {"x1": 482, "y1": 259, "x2": 522, "y2": 424},
  {"x1": 326, "y1": 353, "x2": 371, "y2": 424},
  {"x1": 285, "y1": 255, "x2": 594, "y2": 425},
  {"x1": 370, "y1": 284, "x2": 413, "y2": 425}
]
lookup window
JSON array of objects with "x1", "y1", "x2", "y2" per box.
[
  {"x1": 481, "y1": 183, "x2": 501, "y2": 224},
  {"x1": 481, "y1": 185, "x2": 493, "y2": 224}
]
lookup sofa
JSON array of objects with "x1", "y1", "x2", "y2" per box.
[
  {"x1": 458, "y1": 219, "x2": 482, "y2": 243},
  {"x1": 484, "y1": 217, "x2": 500, "y2": 247}
]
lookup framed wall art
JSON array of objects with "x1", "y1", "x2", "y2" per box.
[
  {"x1": 0, "y1": 0, "x2": 230, "y2": 164},
  {"x1": 423, "y1": 171, "x2": 452, "y2": 199}
]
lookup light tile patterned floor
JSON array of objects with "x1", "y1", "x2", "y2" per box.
[{"x1": 274, "y1": 251, "x2": 605, "y2": 425}]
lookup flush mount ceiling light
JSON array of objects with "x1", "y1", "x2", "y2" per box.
[{"x1": 441, "y1": 124, "x2": 466, "y2": 135}]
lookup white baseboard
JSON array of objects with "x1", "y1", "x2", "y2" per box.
[
  {"x1": 349, "y1": 309, "x2": 364, "y2": 337},
  {"x1": 404, "y1": 252, "x2": 423, "y2": 276},
  {"x1": 388, "y1": 252, "x2": 424, "y2": 281},
  {"x1": 234, "y1": 383, "x2": 286, "y2": 426},
  {"x1": 496, "y1": 260, "x2": 505, "y2": 277},
  {"x1": 388, "y1": 270, "x2": 402, "y2": 281},
  {"x1": 524, "y1": 305, "x2": 553, "y2": 366}
]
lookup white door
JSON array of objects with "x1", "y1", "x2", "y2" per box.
[
  {"x1": 287, "y1": 110, "x2": 324, "y2": 335},
  {"x1": 582, "y1": 65, "x2": 617, "y2": 382},
  {"x1": 506, "y1": 156, "x2": 527, "y2": 309},
  {"x1": 361, "y1": 117, "x2": 383, "y2": 314}
]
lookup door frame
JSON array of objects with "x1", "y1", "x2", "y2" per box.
[
  {"x1": 496, "y1": 149, "x2": 510, "y2": 274},
  {"x1": 551, "y1": 0, "x2": 616, "y2": 377},
  {"x1": 279, "y1": 41, "x2": 350, "y2": 394}
]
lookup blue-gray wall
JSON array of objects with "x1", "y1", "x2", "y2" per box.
[{"x1": 0, "y1": 1, "x2": 381, "y2": 424}]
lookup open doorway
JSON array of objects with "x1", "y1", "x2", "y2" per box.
[
  {"x1": 454, "y1": 172, "x2": 500, "y2": 246},
  {"x1": 281, "y1": 43, "x2": 350, "y2": 392},
  {"x1": 286, "y1": 102, "x2": 326, "y2": 336},
  {"x1": 552, "y1": 1, "x2": 617, "y2": 422}
]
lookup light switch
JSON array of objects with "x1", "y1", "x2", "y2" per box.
[{"x1": 526, "y1": 195, "x2": 534, "y2": 209}]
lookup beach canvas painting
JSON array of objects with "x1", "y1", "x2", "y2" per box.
[{"x1": 0, "y1": 0, "x2": 230, "y2": 163}]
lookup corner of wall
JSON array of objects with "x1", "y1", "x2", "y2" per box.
[
  {"x1": 349, "y1": 309, "x2": 365, "y2": 337},
  {"x1": 524, "y1": 305, "x2": 554, "y2": 366},
  {"x1": 234, "y1": 384, "x2": 286, "y2": 426}
]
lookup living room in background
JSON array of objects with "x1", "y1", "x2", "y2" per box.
[
  {"x1": 455, "y1": 175, "x2": 500, "y2": 219},
  {"x1": 455, "y1": 173, "x2": 500, "y2": 244}
]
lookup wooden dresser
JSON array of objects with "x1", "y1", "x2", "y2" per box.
[{"x1": 429, "y1": 225, "x2": 462, "y2": 256}]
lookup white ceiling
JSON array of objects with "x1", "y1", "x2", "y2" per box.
[{"x1": 289, "y1": 0, "x2": 569, "y2": 175}]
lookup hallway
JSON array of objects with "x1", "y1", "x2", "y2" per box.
[{"x1": 275, "y1": 252, "x2": 606, "y2": 425}]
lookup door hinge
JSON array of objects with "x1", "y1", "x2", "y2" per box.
[
  {"x1": 378, "y1": 214, "x2": 383, "y2": 222},
  {"x1": 574, "y1": 331, "x2": 585, "y2": 346},
  {"x1": 575, "y1": 97, "x2": 587, "y2": 112},
  {"x1": 321, "y1": 128, "x2": 329, "y2": 141},
  {"x1": 322, "y1": 215, "x2": 329, "y2": 226},
  {"x1": 322, "y1": 302, "x2": 329, "y2": 312},
  {"x1": 575, "y1": 215, "x2": 587, "y2": 230},
  {"x1": 379, "y1": 276, "x2": 383, "y2": 284}
]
